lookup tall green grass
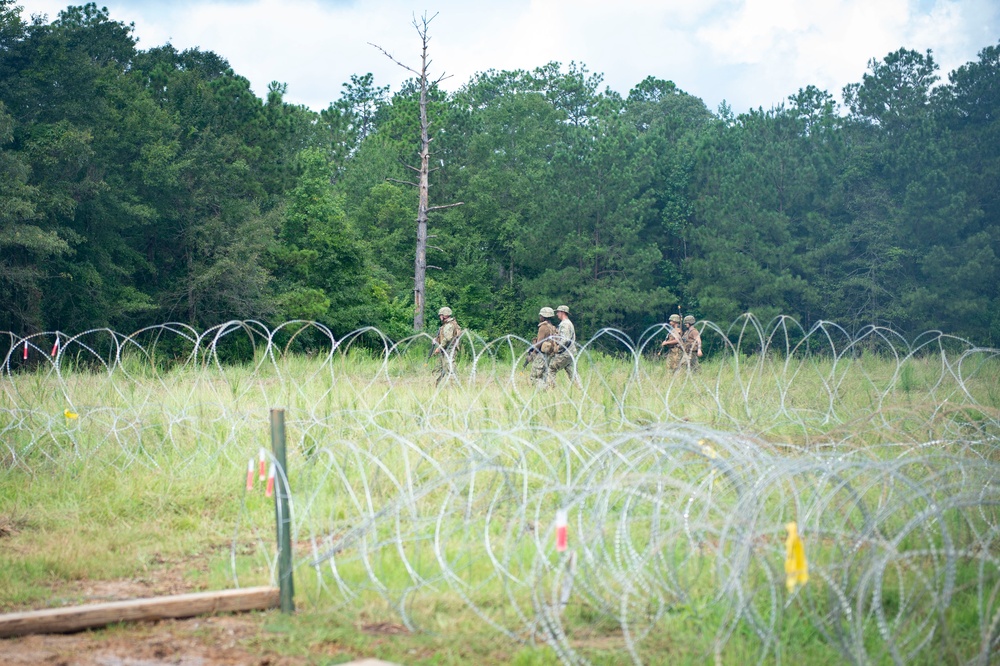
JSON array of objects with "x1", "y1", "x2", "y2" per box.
[{"x1": 1, "y1": 350, "x2": 998, "y2": 664}]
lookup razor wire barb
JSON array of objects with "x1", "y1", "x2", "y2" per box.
[{"x1": 2, "y1": 316, "x2": 1000, "y2": 665}]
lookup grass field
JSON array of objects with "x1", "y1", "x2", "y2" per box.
[{"x1": 2, "y1": 324, "x2": 999, "y2": 664}]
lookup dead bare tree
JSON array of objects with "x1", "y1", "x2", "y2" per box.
[{"x1": 370, "y1": 12, "x2": 463, "y2": 332}]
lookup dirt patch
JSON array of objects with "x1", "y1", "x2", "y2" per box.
[
  {"x1": 20, "y1": 553, "x2": 209, "y2": 614},
  {"x1": 0, "y1": 545, "x2": 389, "y2": 665},
  {"x1": 0, "y1": 545, "x2": 310, "y2": 666},
  {"x1": 360, "y1": 621, "x2": 409, "y2": 636},
  {"x1": 0, "y1": 513, "x2": 28, "y2": 539},
  {"x1": 7, "y1": 544, "x2": 256, "y2": 614},
  {"x1": 0, "y1": 614, "x2": 304, "y2": 666}
]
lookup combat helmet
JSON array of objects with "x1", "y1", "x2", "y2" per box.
[
  {"x1": 539, "y1": 306, "x2": 555, "y2": 318},
  {"x1": 669, "y1": 314, "x2": 681, "y2": 323},
  {"x1": 556, "y1": 305, "x2": 570, "y2": 314},
  {"x1": 438, "y1": 306, "x2": 453, "y2": 317},
  {"x1": 683, "y1": 315, "x2": 696, "y2": 324}
]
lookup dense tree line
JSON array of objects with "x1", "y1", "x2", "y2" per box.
[{"x1": 2, "y1": 2, "x2": 998, "y2": 344}]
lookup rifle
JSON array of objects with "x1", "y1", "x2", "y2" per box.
[{"x1": 522, "y1": 348, "x2": 537, "y2": 369}]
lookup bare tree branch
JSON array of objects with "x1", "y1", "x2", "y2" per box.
[
  {"x1": 367, "y1": 42, "x2": 420, "y2": 77},
  {"x1": 428, "y1": 202, "x2": 465, "y2": 212},
  {"x1": 387, "y1": 178, "x2": 419, "y2": 187},
  {"x1": 371, "y1": 11, "x2": 462, "y2": 332}
]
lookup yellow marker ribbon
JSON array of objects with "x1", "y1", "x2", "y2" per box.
[
  {"x1": 784, "y1": 521, "x2": 808, "y2": 593},
  {"x1": 64, "y1": 409, "x2": 78, "y2": 420},
  {"x1": 698, "y1": 439, "x2": 719, "y2": 490}
]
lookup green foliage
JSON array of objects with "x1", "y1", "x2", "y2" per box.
[
  {"x1": 272, "y1": 147, "x2": 388, "y2": 335},
  {"x1": 0, "y1": 5, "x2": 997, "y2": 345}
]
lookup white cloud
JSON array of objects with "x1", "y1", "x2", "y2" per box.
[{"x1": 19, "y1": 0, "x2": 1000, "y2": 113}]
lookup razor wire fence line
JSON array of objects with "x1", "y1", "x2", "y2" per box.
[
  {"x1": 276, "y1": 425, "x2": 1000, "y2": 665},
  {"x1": 3, "y1": 316, "x2": 997, "y2": 457},
  {"x1": 2, "y1": 316, "x2": 1000, "y2": 664}
]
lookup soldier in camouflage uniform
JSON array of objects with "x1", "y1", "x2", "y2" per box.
[
  {"x1": 550, "y1": 305, "x2": 579, "y2": 386},
  {"x1": 660, "y1": 314, "x2": 684, "y2": 371},
  {"x1": 680, "y1": 315, "x2": 703, "y2": 372},
  {"x1": 431, "y1": 306, "x2": 461, "y2": 385},
  {"x1": 528, "y1": 307, "x2": 559, "y2": 389}
]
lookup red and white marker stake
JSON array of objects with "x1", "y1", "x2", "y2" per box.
[
  {"x1": 51, "y1": 336, "x2": 60, "y2": 357},
  {"x1": 555, "y1": 509, "x2": 568, "y2": 552},
  {"x1": 258, "y1": 448, "x2": 266, "y2": 481},
  {"x1": 245, "y1": 458, "x2": 254, "y2": 491},
  {"x1": 265, "y1": 464, "x2": 275, "y2": 498},
  {"x1": 23, "y1": 340, "x2": 28, "y2": 360}
]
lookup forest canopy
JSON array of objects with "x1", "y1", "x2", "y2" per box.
[{"x1": 2, "y1": 2, "x2": 998, "y2": 345}]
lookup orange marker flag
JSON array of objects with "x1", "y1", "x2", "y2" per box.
[
  {"x1": 265, "y1": 465, "x2": 275, "y2": 498},
  {"x1": 555, "y1": 509, "x2": 568, "y2": 552},
  {"x1": 785, "y1": 521, "x2": 809, "y2": 593},
  {"x1": 245, "y1": 458, "x2": 254, "y2": 492},
  {"x1": 258, "y1": 448, "x2": 266, "y2": 481}
]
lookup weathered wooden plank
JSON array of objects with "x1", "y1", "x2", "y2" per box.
[{"x1": 0, "y1": 586, "x2": 279, "y2": 638}]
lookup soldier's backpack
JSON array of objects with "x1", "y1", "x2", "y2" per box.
[{"x1": 540, "y1": 323, "x2": 557, "y2": 354}]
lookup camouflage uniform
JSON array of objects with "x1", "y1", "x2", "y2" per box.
[
  {"x1": 432, "y1": 308, "x2": 461, "y2": 385},
  {"x1": 662, "y1": 315, "x2": 684, "y2": 371},
  {"x1": 550, "y1": 306, "x2": 577, "y2": 383},
  {"x1": 529, "y1": 312, "x2": 559, "y2": 389},
  {"x1": 681, "y1": 317, "x2": 702, "y2": 372}
]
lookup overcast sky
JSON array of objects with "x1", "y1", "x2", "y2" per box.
[{"x1": 21, "y1": 0, "x2": 1000, "y2": 115}]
